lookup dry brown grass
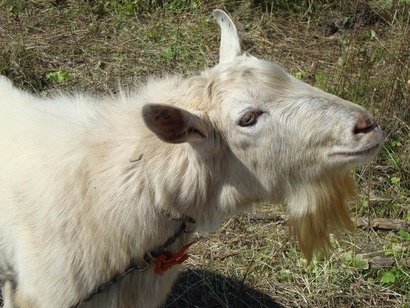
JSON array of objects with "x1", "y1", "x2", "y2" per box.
[{"x1": 0, "y1": 0, "x2": 409, "y2": 307}]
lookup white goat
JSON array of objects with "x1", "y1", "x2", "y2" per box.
[{"x1": 0, "y1": 10, "x2": 383, "y2": 308}]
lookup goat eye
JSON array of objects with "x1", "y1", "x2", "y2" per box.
[{"x1": 238, "y1": 111, "x2": 262, "y2": 127}]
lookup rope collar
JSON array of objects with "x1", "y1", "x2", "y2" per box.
[{"x1": 70, "y1": 213, "x2": 196, "y2": 308}]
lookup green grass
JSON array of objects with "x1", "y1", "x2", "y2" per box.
[{"x1": 0, "y1": 0, "x2": 409, "y2": 307}]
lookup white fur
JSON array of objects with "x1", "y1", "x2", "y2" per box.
[{"x1": 0, "y1": 10, "x2": 383, "y2": 308}]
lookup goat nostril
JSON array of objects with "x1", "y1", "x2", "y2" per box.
[{"x1": 353, "y1": 114, "x2": 377, "y2": 135}]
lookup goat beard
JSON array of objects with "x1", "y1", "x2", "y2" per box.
[{"x1": 287, "y1": 171, "x2": 356, "y2": 261}]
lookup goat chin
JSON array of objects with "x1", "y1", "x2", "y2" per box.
[{"x1": 287, "y1": 172, "x2": 356, "y2": 261}]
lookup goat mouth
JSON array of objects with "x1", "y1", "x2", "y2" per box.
[{"x1": 329, "y1": 143, "x2": 381, "y2": 158}]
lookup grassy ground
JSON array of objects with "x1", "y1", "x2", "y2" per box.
[{"x1": 0, "y1": 0, "x2": 409, "y2": 307}]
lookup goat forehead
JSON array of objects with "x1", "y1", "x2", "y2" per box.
[
  {"x1": 212, "y1": 57, "x2": 290, "y2": 84},
  {"x1": 207, "y1": 59, "x2": 292, "y2": 107}
]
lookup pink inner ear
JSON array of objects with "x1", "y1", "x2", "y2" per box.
[
  {"x1": 143, "y1": 104, "x2": 208, "y2": 143},
  {"x1": 153, "y1": 108, "x2": 185, "y2": 133},
  {"x1": 143, "y1": 105, "x2": 188, "y2": 143}
]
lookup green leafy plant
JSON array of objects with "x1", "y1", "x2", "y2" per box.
[
  {"x1": 398, "y1": 229, "x2": 410, "y2": 241},
  {"x1": 342, "y1": 250, "x2": 369, "y2": 270},
  {"x1": 380, "y1": 268, "x2": 405, "y2": 284},
  {"x1": 46, "y1": 69, "x2": 71, "y2": 83}
]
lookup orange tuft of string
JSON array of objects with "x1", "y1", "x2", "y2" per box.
[{"x1": 154, "y1": 242, "x2": 194, "y2": 275}]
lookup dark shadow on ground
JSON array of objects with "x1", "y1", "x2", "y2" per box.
[
  {"x1": 165, "y1": 269, "x2": 283, "y2": 308},
  {"x1": 0, "y1": 270, "x2": 282, "y2": 308}
]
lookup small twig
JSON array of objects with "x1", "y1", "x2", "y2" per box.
[
  {"x1": 355, "y1": 217, "x2": 410, "y2": 232},
  {"x1": 237, "y1": 259, "x2": 255, "y2": 300},
  {"x1": 368, "y1": 256, "x2": 410, "y2": 269},
  {"x1": 247, "y1": 214, "x2": 286, "y2": 223}
]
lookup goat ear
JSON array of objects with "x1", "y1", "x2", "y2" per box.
[
  {"x1": 213, "y1": 9, "x2": 242, "y2": 63},
  {"x1": 142, "y1": 104, "x2": 208, "y2": 144}
]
